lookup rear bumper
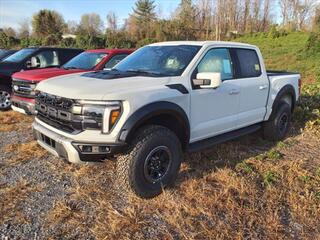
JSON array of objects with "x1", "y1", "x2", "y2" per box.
[
  {"x1": 11, "y1": 96, "x2": 35, "y2": 115},
  {"x1": 32, "y1": 120, "x2": 126, "y2": 164}
]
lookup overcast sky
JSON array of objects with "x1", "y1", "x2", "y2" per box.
[{"x1": 0, "y1": 0, "x2": 180, "y2": 30}]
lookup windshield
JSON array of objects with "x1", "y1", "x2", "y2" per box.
[
  {"x1": 0, "y1": 50, "x2": 10, "y2": 59},
  {"x1": 114, "y1": 45, "x2": 201, "y2": 76},
  {"x1": 4, "y1": 48, "x2": 36, "y2": 63},
  {"x1": 63, "y1": 52, "x2": 107, "y2": 70}
]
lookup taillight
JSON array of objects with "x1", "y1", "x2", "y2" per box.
[{"x1": 298, "y1": 78, "x2": 301, "y2": 95}]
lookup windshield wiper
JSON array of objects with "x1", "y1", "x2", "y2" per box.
[
  {"x1": 126, "y1": 69, "x2": 165, "y2": 77},
  {"x1": 62, "y1": 66, "x2": 79, "y2": 70}
]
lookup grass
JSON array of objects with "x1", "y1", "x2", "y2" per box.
[{"x1": 0, "y1": 32, "x2": 320, "y2": 239}]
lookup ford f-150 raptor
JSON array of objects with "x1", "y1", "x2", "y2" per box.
[{"x1": 32, "y1": 41, "x2": 301, "y2": 198}]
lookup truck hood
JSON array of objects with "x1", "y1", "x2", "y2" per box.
[
  {"x1": 12, "y1": 67, "x2": 86, "y2": 82},
  {"x1": 36, "y1": 72, "x2": 172, "y2": 100}
]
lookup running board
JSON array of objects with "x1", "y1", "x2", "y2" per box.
[{"x1": 187, "y1": 123, "x2": 262, "y2": 153}]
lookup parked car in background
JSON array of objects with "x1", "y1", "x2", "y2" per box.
[
  {"x1": 33, "y1": 41, "x2": 301, "y2": 198},
  {"x1": 0, "y1": 47, "x2": 83, "y2": 111},
  {"x1": 11, "y1": 49, "x2": 134, "y2": 115},
  {"x1": 0, "y1": 49, "x2": 17, "y2": 62}
]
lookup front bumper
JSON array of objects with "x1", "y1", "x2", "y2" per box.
[
  {"x1": 32, "y1": 121, "x2": 126, "y2": 164},
  {"x1": 11, "y1": 96, "x2": 35, "y2": 115}
]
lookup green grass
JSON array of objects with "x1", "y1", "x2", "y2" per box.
[{"x1": 236, "y1": 32, "x2": 319, "y2": 81}]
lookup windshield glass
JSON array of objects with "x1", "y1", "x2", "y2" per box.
[
  {"x1": 114, "y1": 45, "x2": 201, "y2": 76},
  {"x1": 63, "y1": 52, "x2": 107, "y2": 70},
  {"x1": 0, "y1": 50, "x2": 10, "y2": 59},
  {"x1": 4, "y1": 48, "x2": 36, "y2": 62}
]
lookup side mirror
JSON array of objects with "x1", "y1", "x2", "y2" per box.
[
  {"x1": 27, "y1": 56, "x2": 40, "y2": 68},
  {"x1": 193, "y1": 72, "x2": 222, "y2": 89}
]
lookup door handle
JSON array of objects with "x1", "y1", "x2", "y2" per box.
[
  {"x1": 259, "y1": 85, "x2": 268, "y2": 90},
  {"x1": 229, "y1": 89, "x2": 240, "y2": 95}
]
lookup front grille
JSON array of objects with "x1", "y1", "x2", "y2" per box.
[
  {"x1": 12, "y1": 79, "x2": 37, "y2": 98},
  {"x1": 35, "y1": 92, "x2": 82, "y2": 134}
]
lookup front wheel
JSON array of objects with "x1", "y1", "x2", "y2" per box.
[
  {"x1": 0, "y1": 85, "x2": 11, "y2": 111},
  {"x1": 116, "y1": 125, "x2": 182, "y2": 198},
  {"x1": 263, "y1": 101, "x2": 292, "y2": 141}
]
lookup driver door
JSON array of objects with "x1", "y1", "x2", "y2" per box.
[{"x1": 190, "y1": 48, "x2": 240, "y2": 142}]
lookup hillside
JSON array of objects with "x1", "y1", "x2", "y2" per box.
[
  {"x1": 0, "y1": 33, "x2": 319, "y2": 239},
  {"x1": 236, "y1": 32, "x2": 318, "y2": 82}
]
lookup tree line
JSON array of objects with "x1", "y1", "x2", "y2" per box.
[{"x1": 1, "y1": 0, "x2": 320, "y2": 49}]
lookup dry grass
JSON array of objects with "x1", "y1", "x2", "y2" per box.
[
  {"x1": 0, "y1": 111, "x2": 33, "y2": 132},
  {"x1": 36, "y1": 131, "x2": 319, "y2": 240},
  {"x1": 0, "y1": 87, "x2": 319, "y2": 239},
  {"x1": 2, "y1": 141, "x2": 47, "y2": 165}
]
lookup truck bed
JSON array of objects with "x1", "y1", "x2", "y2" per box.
[{"x1": 267, "y1": 70, "x2": 299, "y2": 77}]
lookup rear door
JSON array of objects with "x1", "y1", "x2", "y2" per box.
[{"x1": 231, "y1": 48, "x2": 269, "y2": 128}]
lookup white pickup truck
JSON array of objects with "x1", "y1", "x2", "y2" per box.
[{"x1": 32, "y1": 41, "x2": 301, "y2": 198}]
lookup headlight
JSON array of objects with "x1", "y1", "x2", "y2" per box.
[{"x1": 72, "y1": 100, "x2": 122, "y2": 133}]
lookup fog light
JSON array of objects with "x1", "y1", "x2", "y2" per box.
[
  {"x1": 79, "y1": 145, "x2": 92, "y2": 153},
  {"x1": 99, "y1": 146, "x2": 110, "y2": 153},
  {"x1": 76, "y1": 144, "x2": 110, "y2": 153}
]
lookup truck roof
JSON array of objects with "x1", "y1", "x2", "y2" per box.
[
  {"x1": 85, "y1": 49, "x2": 134, "y2": 54},
  {"x1": 150, "y1": 41, "x2": 255, "y2": 48},
  {"x1": 26, "y1": 46, "x2": 83, "y2": 51}
]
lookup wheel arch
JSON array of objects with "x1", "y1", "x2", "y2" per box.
[
  {"x1": 270, "y1": 84, "x2": 296, "y2": 118},
  {"x1": 118, "y1": 101, "x2": 190, "y2": 149}
]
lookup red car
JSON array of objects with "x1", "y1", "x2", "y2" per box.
[{"x1": 11, "y1": 49, "x2": 134, "y2": 115}]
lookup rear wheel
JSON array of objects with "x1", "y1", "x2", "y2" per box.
[
  {"x1": 116, "y1": 125, "x2": 182, "y2": 198},
  {"x1": 0, "y1": 85, "x2": 11, "y2": 111},
  {"x1": 263, "y1": 101, "x2": 291, "y2": 141}
]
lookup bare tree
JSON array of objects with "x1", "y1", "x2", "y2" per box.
[
  {"x1": 66, "y1": 20, "x2": 78, "y2": 34},
  {"x1": 107, "y1": 11, "x2": 118, "y2": 31},
  {"x1": 78, "y1": 13, "x2": 104, "y2": 36},
  {"x1": 18, "y1": 19, "x2": 30, "y2": 38}
]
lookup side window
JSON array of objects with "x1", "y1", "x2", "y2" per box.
[
  {"x1": 33, "y1": 50, "x2": 60, "y2": 68},
  {"x1": 235, "y1": 49, "x2": 261, "y2": 78},
  {"x1": 196, "y1": 48, "x2": 233, "y2": 81},
  {"x1": 104, "y1": 54, "x2": 129, "y2": 69}
]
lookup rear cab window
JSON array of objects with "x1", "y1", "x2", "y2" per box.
[{"x1": 231, "y1": 48, "x2": 261, "y2": 78}]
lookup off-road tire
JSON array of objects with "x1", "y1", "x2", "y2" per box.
[
  {"x1": 0, "y1": 85, "x2": 12, "y2": 111},
  {"x1": 263, "y1": 101, "x2": 291, "y2": 141},
  {"x1": 116, "y1": 125, "x2": 183, "y2": 198}
]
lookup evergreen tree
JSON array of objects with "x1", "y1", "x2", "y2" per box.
[
  {"x1": 32, "y1": 10, "x2": 65, "y2": 39},
  {"x1": 176, "y1": 0, "x2": 198, "y2": 40},
  {"x1": 132, "y1": 0, "x2": 156, "y2": 39}
]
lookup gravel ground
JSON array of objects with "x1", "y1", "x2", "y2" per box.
[{"x1": 0, "y1": 127, "x2": 96, "y2": 239}]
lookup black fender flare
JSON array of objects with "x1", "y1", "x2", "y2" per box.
[
  {"x1": 118, "y1": 101, "x2": 190, "y2": 146},
  {"x1": 270, "y1": 84, "x2": 296, "y2": 119}
]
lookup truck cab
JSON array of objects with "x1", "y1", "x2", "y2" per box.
[
  {"x1": 32, "y1": 41, "x2": 300, "y2": 198},
  {"x1": 0, "y1": 47, "x2": 83, "y2": 111}
]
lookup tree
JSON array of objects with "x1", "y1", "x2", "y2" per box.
[
  {"x1": 0, "y1": 30, "x2": 20, "y2": 48},
  {"x1": 3, "y1": 27, "x2": 16, "y2": 38},
  {"x1": 107, "y1": 11, "x2": 118, "y2": 31},
  {"x1": 18, "y1": 19, "x2": 30, "y2": 39},
  {"x1": 65, "y1": 20, "x2": 78, "y2": 34},
  {"x1": 32, "y1": 10, "x2": 65, "y2": 39},
  {"x1": 78, "y1": 13, "x2": 103, "y2": 36},
  {"x1": 132, "y1": 0, "x2": 157, "y2": 39},
  {"x1": 175, "y1": 0, "x2": 198, "y2": 40}
]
